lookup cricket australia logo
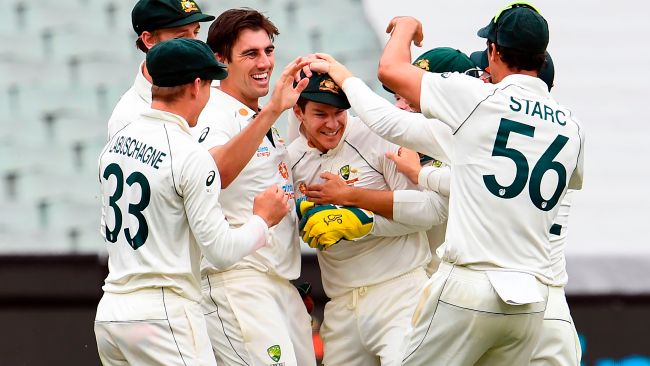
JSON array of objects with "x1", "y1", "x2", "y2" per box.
[
  {"x1": 339, "y1": 164, "x2": 350, "y2": 180},
  {"x1": 267, "y1": 345, "x2": 282, "y2": 363},
  {"x1": 180, "y1": 1, "x2": 198, "y2": 12},
  {"x1": 319, "y1": 77, "x2": 341, "y2": 94},
  {"x1": 414, "y1": 58, "x2": 430, "y2": 71},
  {"x1": 324, "y1": 214, "x2": 343, "y2": 225}
]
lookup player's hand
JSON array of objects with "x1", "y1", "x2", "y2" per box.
[
  {"x1": 309, "y1": 53, "x2": 354, "y2": 86},
  {"x1": 300, "y1": 205, "x2": 374, "y2": 250},
  {"x1": 386, "y1": 147, "x2": 421, "y2": 185},
  {"x1": 385, "y1": 16, "x2": 423, "y2": 47},
  {"x1": 267, "y1": 57, "x2": 311, "y2": 113},
  {"x1": 304, "y1": 172, "x2": 352, "y2": 206},
  {"x1": 253, "y1": 185, "x2": 290, "y2": 227}
]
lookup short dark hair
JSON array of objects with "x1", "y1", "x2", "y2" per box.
[
  {"x1": 206, "y1": 8, "x2": 279, "y2": 62},
  {"x1": 488, "y1": 40, "x2": 546, "y2": 73}
]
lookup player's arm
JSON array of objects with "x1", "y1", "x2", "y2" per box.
[
  {"x1": 567, "y1": 123, "x2": 585, "y2": 190},
  {"x1": 206, "y1": 58, "x2": 310, "y2": 188},
  {"x1": 310, "y1": 53, "x2": 452, "y2": 164},
  {"x1": 418, "y1": 165, "x2": 451, "y2": 197},
  {"x1": 377, "y1": 16, "x2": 427, "y2": 111},
  {"x1": 303, "y1": 172, "x2": 394, "y2": 219},
  {"x1": 181, "y1": 149, "x2": 288, "y2": 269},
  {"x1": 380, "y1": 143, "x2": 448, "y2": 231}
]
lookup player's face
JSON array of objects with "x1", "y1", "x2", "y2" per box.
[
  {"x1": 219, "y1": 28, "x2": 275, "y2": 109},
  {"x1": 394, "y1": 93, "x2": 417, "y2": 112},
  {"x1": 295, "y1": 101, "x2": 347, "y2": 153},
  {"x1": 152, "y1": 22, "x2": 201, "y2": 44}
]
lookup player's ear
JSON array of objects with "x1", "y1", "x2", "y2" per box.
[
  {"x1": 215, "y1": 52, "x2": 228, "y2": 65},
  {"x1": 140, "y1": 31, "x2": 157, "y2": 51},
  {"x1": 191, "y1": 78, "x2": 202, "y2": 97},
  {"x1": 292, "y1": 105, "x2": 304, "y2": 122}
]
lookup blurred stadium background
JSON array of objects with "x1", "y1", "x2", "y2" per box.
[{"x1": 0, "y1": 0, "x2": 648, "y2": 364}]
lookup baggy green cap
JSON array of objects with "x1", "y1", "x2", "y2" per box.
[
  {"x1": 477, "y1": 2, "x2": 548, "y2": 53},
  {"x1": 132, "y1": 0, "x2": 215, "y2": 35},
  {"x1": 298, "y1": 72, "x2": 351, "y2": 110},
  {"x1": 147, "y1": 38, "x2": 228, "y2": 87}
]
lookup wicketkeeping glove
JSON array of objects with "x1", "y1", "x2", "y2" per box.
[{"x1": 299, "y1": 204, "x2": 374, "y2": 251}]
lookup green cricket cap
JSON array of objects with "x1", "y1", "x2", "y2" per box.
[
  {"x1": 298, "y1": 72, "x2": 351, "y2": 110},
  {"x1": 470, "y1": 48, "x2": 554, "y2": 91},
  {"x1": 384, "y1": 47, "x2": 476, "y2": 94},
  {"x1": 477, "y1": 2, "x2": 548, "y2": 53},
  {"x1": 146, "y1": 38, "x2": 228, "y2": 87},
  {"x1": 132, "y1": 0, "x2": 215, "y2": 35}
]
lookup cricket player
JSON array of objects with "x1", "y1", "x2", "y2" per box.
[
  {"x1": 190, "y1": 9, "x2": 315, "y2": 366},
  {"x1": 311, "y1": 2, "x2": 585, "y2": 364},
  {"x1": 290, "y1": 72, "x2": 448, "y2": 366},
  {"x1": 395, "y1": 49, "x2": 582, "y2": 365},
  {"x1": 94, "y1": 38, "x2": 290, "y2": 366},
  {"x1": 107, "y1": 0, "x2": 214, "y2": 139}
]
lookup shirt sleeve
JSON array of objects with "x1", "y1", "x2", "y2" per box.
[
  {"x1": 180, "y1": 148, "x2": 268, "y2": 269},
  {"x1": 193, "y1": 107, "x2": 239, "y2": 150},
  {"x1": 567, "y1": 122, "x2": 585, "y2": 190},
  {"x1": 342, "y1": 77, "x2": 452, "y2": 164},
  {"x1": 418, "y1": 166, "x2": 451, "y2": 197},
  {"x1": 369, "y1": 135, "x2": 448, "y2": 236}
]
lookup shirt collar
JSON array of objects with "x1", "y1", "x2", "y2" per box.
[
  {"x1": 134, "y1": 61, "x2": 153, "y2": 105},
  {"x1": 498, "y1": 73, "x2": 551, "y2": 97},
  {"x1": 140, "y1": 108, "x2": 192, "y2": 135},
  {"x1": 209, "y1": 87, "x2": 257, "y2": 120}
]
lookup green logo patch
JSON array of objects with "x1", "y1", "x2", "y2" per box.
[
  {"x1": 339, "y1": 165, "x2": 350, "y2": 180},
  {"x1": 267, "y1": 345, "x2": 281, "y2": 362}
]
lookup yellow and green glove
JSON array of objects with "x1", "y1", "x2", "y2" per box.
[{"x1": 297, "y1": 201, "x2": 374, "y2": 250}]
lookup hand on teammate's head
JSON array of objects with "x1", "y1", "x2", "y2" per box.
[{"x1": 267, "y1": 57, "x2": 311, "y2": 113}]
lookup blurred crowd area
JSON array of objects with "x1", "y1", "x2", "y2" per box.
[{"x1": 0, "y1": 0, "x2": 383, "y2": 253}]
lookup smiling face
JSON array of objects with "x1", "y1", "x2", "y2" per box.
[
  {"x1": 218, "y1": 28, "x2": 274, "y2": 109},
  {"x1": 294, "y1": 101, "x2": 348, "y2": 153}
]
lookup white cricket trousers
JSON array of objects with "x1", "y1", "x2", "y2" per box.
[
  {"x1": 531, "y1": 286, "x2": 582, "y2": 365},
  {"x1": 95, "y1": 287, "x2": 216, "y2": 366},
  {"x1": 201, "y1": 269, "x2": 316, "y2": 366},
  {"x1": 401, "y1": 262, "x2": 548, "y2": 366},
  {"x1": 321, "y1": 267, "x2": 428, "y2": 366}
]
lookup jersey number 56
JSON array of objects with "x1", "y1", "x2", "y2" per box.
[{"x1": 483, "y1": 118, "x2": 569, "y2": 212}]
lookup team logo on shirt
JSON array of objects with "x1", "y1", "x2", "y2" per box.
[
  {"x1": 257, "y1": 146, "x2": 270, "y2": 157},
  {"x1": 267, "y1": 344, "x2": 282, "y2": 363},
  {"x1": 278, "y1": 162, "x2": 289, "y2": 180},
  {"x1": 338, "y1": 164, "x2": 359, "y2": 184},
  {"x1": 339, "y1": 164, "x2": 351, "y2": 180},
  {"x1": 180, "y1": 1, "x2": 198, "y2": 12},
  {"x1": 414, "y1": 58, "x2": 430, "y2": 71},
  {"x1": 206, "y1": 170, "x2": 216, "y2": 186},
  {"x1": 319, "y1": 77, "x2": 341, "y2": 94},
  {"x1": 441, "y1": 72, "x2": 451, "y2": 78}
]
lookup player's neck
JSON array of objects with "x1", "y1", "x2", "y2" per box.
[{"x1": 151, "y1": 100, "x2": 197, "y2": 127}]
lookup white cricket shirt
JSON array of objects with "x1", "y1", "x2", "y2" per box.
[
  {"x1": 288, "y1": 116, "x2": 447, "y2": 298},
  {"x1": 418, "y1": 72, "x2": 585, "y2": 284},
  {"x1": 99, "y1": 108, "x2": 268, "y2": 302},
  {"x1": 192, "y1": 87, "x2": 301, "y2": 280},
  {"x1": 107, "y1": 62, "x2": 151, "y2": 139}
]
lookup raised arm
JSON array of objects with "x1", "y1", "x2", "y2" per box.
[{"x1": 208, "y1": 58, "x2": 310, "y2": 188}]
